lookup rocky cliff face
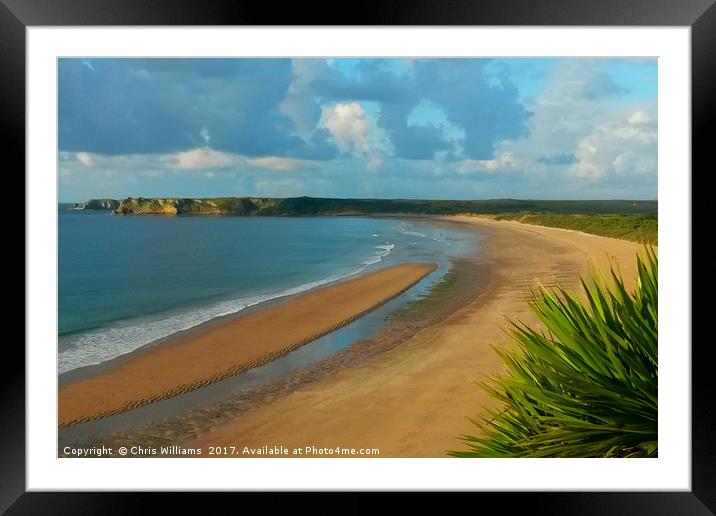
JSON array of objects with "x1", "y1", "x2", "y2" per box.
[
  {"x1": 113, "y1": 197, "x2": 263, "y2": 215},
  {"x1": 114, "y1": 198, "x2": 179, "y2": 214},
  {"x1": 73, "y1": 199, "x2": 120, "y2": 211}
]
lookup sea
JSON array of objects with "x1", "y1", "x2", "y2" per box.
[{"x1": 58, "y1": 205, "x2": 479, "y2": 374}]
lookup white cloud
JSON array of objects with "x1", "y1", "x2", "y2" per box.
[
  {"x1": 498, "y1": 61, "x2": 619, "y2": 162},
  {"x1": 458, "y1": 152, "x2": 516, "y2": 174},
  {"x1": 483, "y1": 61, "x2": 657, "y2": 190},
  {"x1": 321, "y1": 102, "x2": 389, "y2": 169},
  {"x1": 245, "y1": 156, "x2": 318, "y2": 172},
  {"x1": 60, "y1": 149, "x2": 318, "y2": 176},
  {"x1": 570, "y1": 105, "x2": 657, "y2": 180},
  {"x1": 321, "y1": 103, "x2": 372, "y2": 153},
  {"x1": 75, "y1": 152, "x2": 94, "y2": 167},
  {"x1": 628, "y1": 110, "x2": 653, "y2": 126},
  {"x1": 164, "y1": 148, "x2": 235, "y2": 170}
]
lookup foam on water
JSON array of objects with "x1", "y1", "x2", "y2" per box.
[
  {"x1": 59, "y1": 244, "x2": 397, "y2": 373},
  {"x1": 362, "y1": 243, "x2": 395, "y2": 266},
  {"x1": 58, "y1": 214, "x2": 478, "y2": 376}
]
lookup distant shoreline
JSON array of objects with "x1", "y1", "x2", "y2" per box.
[{"x1": 66, "y1": 196, "x2": 657, "y2": 217}]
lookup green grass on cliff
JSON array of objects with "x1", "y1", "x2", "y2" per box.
[{"x1": 180, "y1": 198, "x2": 257, "y2": 214}]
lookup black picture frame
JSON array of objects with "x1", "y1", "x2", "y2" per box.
[{"x1": 4, "y1": 0, "x2": 711, "y2": 512}]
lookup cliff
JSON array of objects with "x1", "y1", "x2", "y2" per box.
[
  {"x1": 113, "y1": 197, "x2": 266, "y2": 215},
  {"x1": 73, "y1": 199, "x2": 120, "y2": 211}
]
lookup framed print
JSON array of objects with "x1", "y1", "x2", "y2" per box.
[{"x1": 5, "y1": 0, "x2": 713, "y2": 512}]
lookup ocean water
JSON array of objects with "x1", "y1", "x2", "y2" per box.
[{"x1": 58, "y1": 208, "x2": 477, "y2": 374}]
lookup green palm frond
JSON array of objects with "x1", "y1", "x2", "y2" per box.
[{"x1": 449, "y1": 247, "x2": 657, "y2": 458}]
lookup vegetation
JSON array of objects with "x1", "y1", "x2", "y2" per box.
[
  {"x1": 247, "y1": 197, "x2": 657, "y2": 217},
  {"x1": 392, "y1": 269, "x2": 459, "y2": 321},
  {"x1": 486, "y1": 212, "x2": 657, "y2": 244},
  {"x1": 449, "y1": 247, "x2": 658, "y2": 458}
]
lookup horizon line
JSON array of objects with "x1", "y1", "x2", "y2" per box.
[{"x1": 59, "y1": 196, "x2": 659, "y2": 203}]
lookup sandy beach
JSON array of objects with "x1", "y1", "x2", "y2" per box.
[
  {"x1": 58, "y1": 262, "x2": 438, "y2": 427},
  {"x1": 182, "y1": 216, "x2": 644, "y2": 457},
  {"x1": 60, "y1": 215, "x2": 647, "y2": 457}
]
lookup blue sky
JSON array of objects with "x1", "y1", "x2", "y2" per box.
[{"x1": 58, "y1": 58, "x2": 657, "y2": 202}]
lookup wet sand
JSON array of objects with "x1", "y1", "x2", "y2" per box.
[
  {"x1": 187, "y1": 216, "x2": 644, "y2": 457},
  {"x1": 58, "y1": 262, "x2": 438, "y2": 427},
  {"x1": 89, "y1": 257, "x2": 484, "y2": 452}
]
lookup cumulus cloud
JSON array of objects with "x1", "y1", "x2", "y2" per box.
[
  {"x1": 321, "y1": 103, "x2": 371, "y2": 152},
  {"x1": 278, "y1": 58, "x2": 530, "y2": 162},
  {"x1": 320, "y1": 102, "x2": 388, "y2": 168},
  {"x1": 484, "y1": 60, "x2": 657, "y2": 191},
  {"x1": 75, "y1": 152, "x2": 94, "y2": 166},
  {"x1": 245, "y1": 156, "x2": 318, "y2": 172},
  {"x1": 163, "y1": 148, "x2": 235, "y2": 170},
  {"x1": 458, "y1": 152, "x2": 516, "y2": 174},
  {"x1": 570, "y1": 104, "x2": 657, "y2": 179}
]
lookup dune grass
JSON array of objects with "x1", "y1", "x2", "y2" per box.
[
  {"x1": 449, "y1": 247, "x2": 657, "y2": 458},
  {"x1": 489, "y1": 212, "x2": 658, "y2": 244}
]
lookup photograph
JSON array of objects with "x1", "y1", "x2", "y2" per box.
[
  {"x1": 57, "y1": 56, "x2": 659, "y2": 459},
  {"x1": 2, "y1": 0, "x2": 709, "y2": 506}
]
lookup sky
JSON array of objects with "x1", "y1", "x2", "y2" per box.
[{"x1": 58, "y1": 58, "x2": 657, "y2": 202}]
